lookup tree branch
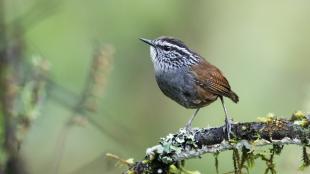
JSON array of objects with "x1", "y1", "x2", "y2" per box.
[{"x1": 126, "y1": 112, "x2": 310, "y2": 174}]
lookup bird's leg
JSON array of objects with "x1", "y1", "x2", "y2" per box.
[
  {"x1": 220, "y1": 96, "x2": 232, "y2": 140},
  {"x1": 185, "y1": 108, "x2": 200, "y2": 131}
]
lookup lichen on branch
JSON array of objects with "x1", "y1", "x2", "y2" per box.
[{"x1": 125, "y1": 112, "x2": 310, "y2": 174}]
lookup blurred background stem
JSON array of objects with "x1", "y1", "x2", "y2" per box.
[
  {"x1": 0, "y1": 0, "x2": 27, "y2": 173},
  {"x1": 0, "y1": 0, "x2": 5, "y2": 172}
]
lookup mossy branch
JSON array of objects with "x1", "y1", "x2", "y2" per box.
[{"x1": 125, "y1": 112, "x2": 310, "y2": 174}]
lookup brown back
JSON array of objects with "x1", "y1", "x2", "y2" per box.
[{"x1": 190, "y1": 59, "x2": 239, "y2": 103}]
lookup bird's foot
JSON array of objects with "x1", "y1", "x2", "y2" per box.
[
  {"x1": 224, "y1": 117, "x2": 233, "y2": 140},
  {"x1": 184, "y1": 122, "x2": 193, "y2": 132}
]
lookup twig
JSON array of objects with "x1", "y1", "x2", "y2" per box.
[{"x1": 52, "y1": 45, "x2": 114, "y2": 174}]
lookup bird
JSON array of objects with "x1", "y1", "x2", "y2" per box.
[{"x1": 140, "y1": 36, "x2": 239, "y2": 139}]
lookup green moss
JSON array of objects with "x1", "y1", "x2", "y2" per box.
[
  {"x1": 291, "y1": 111, "x2": 306, "y2": 121},
  {"x1": 290, "y1": 111, "x2": 310, "y2": 128},
  {"x1": 299, "y1": 146, "x2": 310, "y2": 171},
  {"x1": 214, "y1": 152, "x2": 219, "y2": 174},
  {"x1": 257, "y1": 113, "x2": 276, "y2": 123}
]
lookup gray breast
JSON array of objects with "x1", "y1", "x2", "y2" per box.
[{"x1": 155, "y1": 68, "x2": 198, "y2": 108}]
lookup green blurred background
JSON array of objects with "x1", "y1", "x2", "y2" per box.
[{"x1": 4, "y1": 0, "x2": 310, "y2": 173}]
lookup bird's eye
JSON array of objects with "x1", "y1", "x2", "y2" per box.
[{"x1": 163, "y1": 46, "x2": 171, "y2": 51}]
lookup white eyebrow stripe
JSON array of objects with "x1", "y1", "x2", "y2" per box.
[{"x1": 162, "y1": 41, "x2": 192, "y2": 55}]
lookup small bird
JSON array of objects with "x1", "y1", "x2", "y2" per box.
[{"x1": 140, "y1": 36, "x2": 239, "y2": 138}]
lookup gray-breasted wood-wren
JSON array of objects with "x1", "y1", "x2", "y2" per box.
[{"x1": 140, "y1": 36, "x2": 239, "y2": 139}]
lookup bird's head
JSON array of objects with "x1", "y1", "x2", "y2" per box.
[{"x1": 140, "y1": 36, "x2": 200, "y2": 71}]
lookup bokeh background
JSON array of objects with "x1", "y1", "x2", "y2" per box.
[{"x1": 2, "y1": 0, "x2": 310, "y2": 173}]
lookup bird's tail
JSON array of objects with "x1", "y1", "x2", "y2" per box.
[{"x1": 228, "y1": 91, "x2": 239, "y2": 103}]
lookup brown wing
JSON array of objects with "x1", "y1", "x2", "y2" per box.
[{"x1": 191, "y1": 59, "x2": 238, "y2": 102}]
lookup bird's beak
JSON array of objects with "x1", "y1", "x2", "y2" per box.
[{"x1": 139, "y1": 38, "x2": 155, "y2": 47}]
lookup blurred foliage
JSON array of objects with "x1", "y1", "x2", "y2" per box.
[{"x1": 1, "y1": 0, "x2": 310, "y2": 174}]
